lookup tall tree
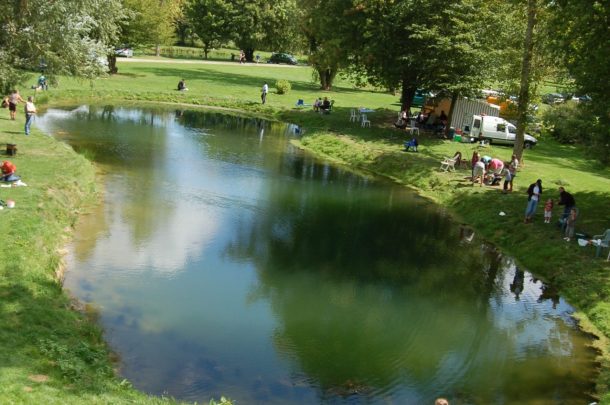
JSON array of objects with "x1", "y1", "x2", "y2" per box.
[
  {"x1": 230, "y1": 0, "x2": 299, "y2": 61},
  {"x1": 185, "y1": 0, "x2": 232, "y2": 59},
  {"x1": 122, "y1": 0, "x2": 183, "y2": 57},
  {"x1": 301, "y1": 0, "x2": 351, "y2": 90},
  {"x1": 513, "y1": 0, "x2": 538, "y2": 160},
  {"x1": 0, "y1": 0, "x2": 125, "y2": 92},
  {"x1": 548, "y1": 0, "x2": 610, "y2": 163},
  {"x1": 344, "y1": 0, "x2": 492, "y2": 113}
]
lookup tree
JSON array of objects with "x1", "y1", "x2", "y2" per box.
[
  {"x1": 185, "y1": 0, "x2": 232, "y2": 59},
  {"x1": 513, "y1": 0, "x2": 538, "y2": 161},
  {"x1": 548, "y1": 0, "x2": 610, "y2": 163},
  {"x1": 230, "y1": 0, "x2": 299, "y2": 62},
  {"x1": 122, "y1": 0, "x2": 183, "y2": 57},
  {"x1": 0, "y1": 0, "x2": 126, "y2": 92},
  {"x1": 301, "y1": 0, "x2": 351, "y2": 90},
  {"x1": 343, "y1": 0, "x2": 492, "y2": 113}
]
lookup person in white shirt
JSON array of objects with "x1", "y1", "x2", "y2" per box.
[
  {"x1": 24, "y1": 96, "x2": 37, "y2": 136},
  {"x1": 524, "y1": 179, "x2": 542, "y2": 223},
  {"x1": 261, "y1": 82, "x2": 268, "y2": 104}
]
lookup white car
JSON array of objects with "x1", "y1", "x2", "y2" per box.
[{"x1": 115, "y1": 47, "x2": 133, "y2": 58}]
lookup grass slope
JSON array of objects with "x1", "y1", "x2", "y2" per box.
[
  {"x1": 0, "y1": 114, "x2": 178, "y2": 403},
  {"x1": 3, "y1": 58, "x2": 609, "y2": 403}
]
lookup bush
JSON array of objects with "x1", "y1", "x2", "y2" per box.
[
  {"x1": 542, "y1": 102, "x2": 610, "y2": 164},
  {"x1": 275, "y1": 79, "x2": 291, "y2": 95},
  {"x1": 541, "y1": 102, "x2": 593, "y2": 144}
]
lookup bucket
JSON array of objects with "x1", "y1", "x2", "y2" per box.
[
  {"x1": 6, "y1": 144, "x2": 16, "y2": 156},
  {"x1": 453, "y1": 134, "x2": 462, "y2": 142}
]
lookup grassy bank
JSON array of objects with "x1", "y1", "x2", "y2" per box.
[
  {"x1": 5, "y1": 59, "x2": 610, "y2": 402},
  {"x1": 0, "y1": 113, "x2": 179, "y2": 403}
]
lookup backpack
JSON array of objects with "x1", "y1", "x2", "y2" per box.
[{"x1": 526, "y1": 183, "x2": 535, "y2": 201}]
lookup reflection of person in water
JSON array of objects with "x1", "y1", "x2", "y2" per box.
[
  {"x1": 538, "y1": 284, "x2": 560, "y2": 309},
  {"x1": 510, "y1": 268, "x2": 524, "y2": 300}
]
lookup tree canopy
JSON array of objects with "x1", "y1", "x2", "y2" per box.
[{"x1": 0, "y1": 0, "x2": 125, "y2": 92}]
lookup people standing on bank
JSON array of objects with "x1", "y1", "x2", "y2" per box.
[
  {"x1": 8, "y1": 89, "x2": 25, "y2": 120},
  {"x1": 507, "y1": 154, "x2": 519, "y2": 192},
  {"x1": 261, "y1": 82, "x2": 268, "y2": 104},
  {"x1": 524, "y1": 179, "x2": 542, "y2": 223},
  {"x1": 24, "y1": 96, "x2": 37, "y2": 136},
  {"x1": 557, "y1": 186, "x2": 576, "y2": 224},
  {"x1": 564, "y1": 207, "x2": 578, "y2": 241},
  {"x1": 543, "y1": 198, "x2": 554, "y2": 223}
]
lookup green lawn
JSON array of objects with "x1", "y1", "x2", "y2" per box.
[{"x1": 4, "y1": 59, "x2": 610, "y2": 403}]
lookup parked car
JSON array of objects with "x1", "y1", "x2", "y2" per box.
[
  {"x1": 541, "y1": 93, "x2": 564, "y2": 104},
  {"x1": 571, "y1": 94, "x2": 592, "y2": 103},
  {"x1": 115, "y1": 47, "x2": 133, "y2": 58},
  {"x1": 267, "y1": 53, "x2": 298, "y2": 65}
]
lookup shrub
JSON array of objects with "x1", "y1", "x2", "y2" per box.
[
  {"x1": 542, "y1": 102, "x2": 609, "y2": 164},
  {"x1": 275, "y1": 79, "x2": 291, "y2": 95},
  {"x1": 541, "y1": 102, "x2": 593, "y2": 144}
]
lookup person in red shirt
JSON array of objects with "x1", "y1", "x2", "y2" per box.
[{"x1": 1, "y1": 160, "x2": 17, "y2": 181}]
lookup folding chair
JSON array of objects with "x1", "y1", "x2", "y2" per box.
[
  {"x1": 440, "y1": 157, "x2": 457, "y2": 171},
  {"x1": 361, "y1": 114, "x2": 371, "y2": 128}
]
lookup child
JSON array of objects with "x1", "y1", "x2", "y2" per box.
[
  {"x1": 543, "y1": 198, "x2": 553, "y2": 223},
  {"x1": 564, "y1": 207, "x2": 578, "y2": 241}
]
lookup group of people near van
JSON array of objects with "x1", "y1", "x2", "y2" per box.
[
  {"x1": 470, "y1": 151, "x2": 518, "y2": 191},
  {"x1": 2, "y1": 89, "x2": 37, "y2": 135}
]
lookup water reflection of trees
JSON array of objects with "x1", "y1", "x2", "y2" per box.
[{"x1": 224, "y1": 156, "x2": 525, "y2": 395}]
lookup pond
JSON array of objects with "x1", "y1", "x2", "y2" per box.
[{"x1": 37, "y1": 106, "x2": 597, "y2": 404}]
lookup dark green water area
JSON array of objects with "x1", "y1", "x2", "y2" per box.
[{"x1": 37, "y1": 106, "x2": 598, "y2": 404}]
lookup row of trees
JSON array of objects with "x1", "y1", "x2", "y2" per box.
[{"x1": 0, "y1": 0, "x2": 607, "y2": 161}]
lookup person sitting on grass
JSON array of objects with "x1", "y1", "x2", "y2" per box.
[
  {"x1": 403, "y1": 138, "x2": 418, "y2": 152},
  {"x1": 313, "y1": 98, "x2": 322, "y2": 112},
  {"x1": 1, "y1": 160, "x2": 19, "y2": 182},
  {"x1": 395, "y1": 109, "x2": 409, "y2": 129},
  {"x1": 177, "y1": 79, "x2": 188, "y2": 91},
  {"x1": 320, "y1": 97, "x2": 331, "y2": 113}
]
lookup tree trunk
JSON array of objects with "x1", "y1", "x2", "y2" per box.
[
  {"x1": 445, "y1": 91, "x2": 459, "y2": 137},
  {"x1": 400, "y1": 77, "x2": 416, "y2": 113},
  {"x1": 245, "y1": 48, "x2": 254, "y2": 62},
  {"x1": 203, "y1": 43, "x2": 209, "y2": 59},
  {"x1": 107, "y1": 54, "x2": 118, "y2": 74},
  {"x1": 513, "y1": 0, "x2": 538, "y2": 161},
  {"x1": 317, "y1": 67, "x2": 337, "y2": 90},
  {"x1": 155, "y1": 44, "x2": 161, "y2": 57}
]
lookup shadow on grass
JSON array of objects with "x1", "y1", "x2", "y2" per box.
[
  {"x1": 528, "y1": 138, "x2": 610, "y2": 175},
  {"x1": 0, "y1": 273, "x2": 114, "y2": 395}
]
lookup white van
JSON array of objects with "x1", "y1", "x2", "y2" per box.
[{"x1": 468, "y1": 115, "x2": 538, "y2": 148}]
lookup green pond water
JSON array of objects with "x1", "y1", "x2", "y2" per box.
[{"x1": 37, "y1": 106, "x2": 597, "y2": 404}]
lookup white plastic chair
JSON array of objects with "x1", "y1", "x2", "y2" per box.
[
  {"x1": 349, "y1": 109, "x2": 358, "y2": 122},
  {"x1": 361, "y1": 114, "x2": 371, "y2": 128},
  {"x1": 440, "y1": 156, "x2": 457, "y2": 171},
  {"x1": 406, "y1": 119, "x2": 420, "y2": 136}
]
